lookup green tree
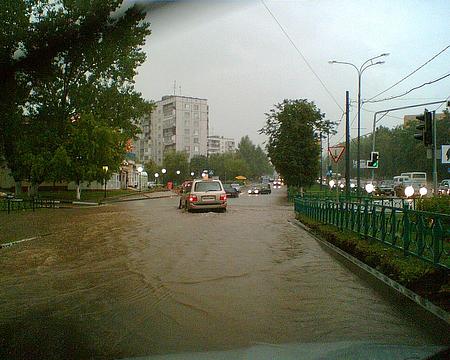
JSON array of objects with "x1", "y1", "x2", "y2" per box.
[
  {"x1": 0, "y1": 0, "x2": 152, "y2": 196},
  {"x1": 144, "y1": 159, "x2": 159, "y2": 180},
  {"x1": 237, "y1": 135, "x2": 272, "y2": 179},
  {"x1": 260, "y1": 99, "x2": 334, "y2": 188},
  {"x1": 208, "y1": 152, "x2": 249, "y2": 182},
  {"x1": 163, "y1": 151, "x2": 189, "y2": 185},
  {"x1": 189, "y1": 155, "x2": 208, "y2": 177}
]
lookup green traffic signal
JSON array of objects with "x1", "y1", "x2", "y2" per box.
[{"x1": 367, "y1": 151, "x2": 379, "y2": 168}]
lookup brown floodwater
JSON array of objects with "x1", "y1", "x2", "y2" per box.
[{"x1": 0, "y1": 190, "x2": 448, "y2": 359}]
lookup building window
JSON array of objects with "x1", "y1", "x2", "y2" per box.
[
  {"x1": 184, "y1": 104, "x2": 190, "y2": 109},
  {"x1": 184, "y1": 128, "x2": 190, "y2": 135},
  {"x1": 194, "y1": 120, "x2": 199, "y2": 127},
  {"x1": 193, "y1": 112, "x2": 199, "y2": 119},
  {"x1": 194, "y1": 146, "x2": 199, "y2": 152},
  {"x1": 193, "y1": 129, "x2": 199, "y2": 136},
  {"x1": 184, "y1": 118, "x2": 190, "y2": 126},
  {"x1": 184, "y1": 111, "x2": 190, "y2": 118},
  {"x1": 185, "y1": 146, "x2": 190, "y2": 152},
  {"x1": 193, "y1": 137, "x2": 199, "y2": 144},
  {"x1": 193, "y1": 104, "x2": 199, "y2": 111}
]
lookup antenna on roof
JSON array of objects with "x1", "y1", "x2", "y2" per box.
[{"x1": 173, "y1": 80, "x2": 176, "y2": 95}]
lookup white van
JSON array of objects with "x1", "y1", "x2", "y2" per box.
[{"x1": 400, "y1": 172, "x2": 427, "y2": 186}]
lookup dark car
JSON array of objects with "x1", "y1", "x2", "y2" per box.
[
  {"x1": 374, "y1": 180, "x2": 395, "y2": 196},
  {"x1": 223, "y1": 183, "x2": 239, "y2": 198},
  {"x1": 259, "y1": 184, "x2": 271, "y2": 194}
]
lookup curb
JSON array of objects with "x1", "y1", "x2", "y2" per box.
[
  {"x1": 288, "y1": 218, "x2": 450, "y2": 325},
  {"x1": 104, "y1": 193, "x2": 176, "y2": 203},
  {"x1": 0, "y1": 236, "x2": 40, "y2": 249}
]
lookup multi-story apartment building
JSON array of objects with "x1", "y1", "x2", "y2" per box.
[
  {"x1": 133, "y1": 114, "x2": 152, "y2": 163},
  {"x1": 207, "y1": 135, "x2": 236, "y2": 155},
  {"x1": 151, "y1": 95, "x2": 209, "y2": 164}
]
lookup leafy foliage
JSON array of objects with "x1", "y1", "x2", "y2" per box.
[
  {"x1": 328, "y1": 110, "x2": 450, "y2": 181},
  {"x1": 163, "y1": 151, "x2": 189, "y2": 183},
  {"x1": 0, "y1": 0, "x2": 152, "y2": 195},
  {"x1": 260, "y1": 99, "x2": 334, "y2": 187},
  {"x1": 237, "y1": 136, "x2": 272, "y2": 179},
  {"x1": 189, "y1": 155, "x2": 208, "y2": 177}
]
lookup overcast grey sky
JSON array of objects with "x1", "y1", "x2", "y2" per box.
[{"x1": 133, "y1": 0, "x2": 450, "y2": 147}]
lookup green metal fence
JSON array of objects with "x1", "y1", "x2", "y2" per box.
[
  {"x1": 294, "y1": 196, "x2": 450, "y2": 270},
  {"x1": 0, "y1": 198, "x2": 58, "y2": 214}
]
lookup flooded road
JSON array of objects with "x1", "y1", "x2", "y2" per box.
[{"x1": 0, "y1": 189, "x2": 448, "y2": 359}]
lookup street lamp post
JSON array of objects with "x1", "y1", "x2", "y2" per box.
[
  {"x1": 102, "y1": 166, "x2": 109, "y2": 198},
  {"x1": 176, "y1": 170, "x2": 181, "y2": 186},
  {"x1": 154, "y1": 172, "x2": 159, "y2": 185},
  {"x1": 329, "y1": 53, "x2": 389, "y2": 196},
  {"x1": 137, "y1": 166, "x2": 143, "y2": 192},
  {"x1": 161, "y1": 168, "x2": 167, "y2": 187}
]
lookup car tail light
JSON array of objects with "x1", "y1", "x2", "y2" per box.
[
  {"x1": 220, "y1": 194, "x2": 227, "y2": 201},
  {"x1": 189, "y1": 195, "x2": 198, "y2": 202}
]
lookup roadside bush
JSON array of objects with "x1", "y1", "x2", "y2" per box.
[
  {"x1": 416, "y1": 196, "x2": 450, "y2": 214},
  {"x1": 296, "y1": 213, "x2": 449, "y2": 312}
]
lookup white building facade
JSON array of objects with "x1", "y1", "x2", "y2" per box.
[
  {"x1": 207, "y1": 135, "x2": 236, "y2": 155},
  {"x1": 150, "y1": 95, "x2": 209, "y2": 164},
  {"x1": 133, "y1": 114, "x2": 152, "y2": 163}
]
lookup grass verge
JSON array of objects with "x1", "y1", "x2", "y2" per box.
[{"x1": 296, "y1": 213, "x2": 449, "y2": 313}]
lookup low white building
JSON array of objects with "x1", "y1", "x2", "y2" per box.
[{"x1": 207, "y1": 135, "x2": 236, "y2": 155}]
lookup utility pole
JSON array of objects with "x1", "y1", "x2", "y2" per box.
[
  {"x1": 432, "y1": 110, "x2": 438, "y2": 195},
  {"x1": 345, "y1": 91, "x2": 350, "y2": 198},
  {"x1": 320, "y1": 131, "x2": 323, "y2": 191}
]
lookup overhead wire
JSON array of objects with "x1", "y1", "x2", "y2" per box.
[
  {"x1": 260, "y1": 0, "x2": 344, "y2": 113},
  {"x1": 365, "y1": 71, "x2": 450, "y2": 104},
  {"x1": 367, "y1": 44, "x2": 450, "y2": 101}
]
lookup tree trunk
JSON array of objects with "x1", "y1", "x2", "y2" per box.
[
  {"x1": 29, "y1": 183, "x2": 39, "y2": 198},
  {"x1": 76, "y1": 181, "x2": 81, "y2": 200},
  {"x1": 14, "y1": 181, "x2": 22, "y2": 197}
]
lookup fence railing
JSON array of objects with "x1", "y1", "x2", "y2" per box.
[
  {"x1": 294, "y1": 196, "x2": 450, "y2": 270},
  {"x1": 0, "y1": 198, "x2": 58, "y2": 214}
]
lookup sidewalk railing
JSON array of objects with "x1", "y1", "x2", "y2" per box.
[
  {"x1": 294, "y1": 196, "x2": 450, "y2": 270},
  {"x1": 0, "y1": 198, "x2": 58, "y2": 214}
]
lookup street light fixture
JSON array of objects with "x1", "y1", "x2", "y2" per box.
[
  {"x1": 190, "y1": 171, "x2": 195, "y2": 177},
  {"x1": 329, "y1": 53, "x2": 389, "y2": 196},
  {"x1": 154, "y1": 172, "x2": 159, "y2": 185},
  {"x1": 137, "y1": 166, "x2": 143, "y2": 192},
  {"x1": 102, "y1": 166, "x2": 109, "y2": 198},
  {"x1": 365, "y1": 183, "x2": 375, "y2": 194}
]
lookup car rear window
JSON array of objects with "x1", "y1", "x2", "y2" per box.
[{"x1": 194, "y1": 181, "x2": 222, "y2": 192}]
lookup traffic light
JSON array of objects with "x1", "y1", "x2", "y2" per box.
[
  {"x1": 367, "y1": 151, "x2": 379, "y2": 168},
  {"x1": 414, "y1": 110, "x2": 433, "y2": 146}
]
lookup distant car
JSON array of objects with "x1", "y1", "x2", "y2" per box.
[
  {"x1": 374, "y1": 180, "x2": 395, "y2": 196},
  {"x1": 223, "y1": 184, "x2": 239, "y2": 198},
  {"x1": 184, "y1": 179, "x2": 227, "y2": 212},
  {"x1": 273, "y1": 180, "x2": 282, "y2": 189},
  {"x1": 147, "y1": 181, "x2": 156, "y2": 188},
  {"x1": 259, "y1": 184, "x2": 271, "y2": 194},
  {"x1": 438, "y1": 179, "x2": 450, "y2": 195},
  {"x1": 248, "y1": 187, "x2": 260, "y2": 195},
  {"x1": 230, "y1": 183, "x2": 241, "y2": 192}
]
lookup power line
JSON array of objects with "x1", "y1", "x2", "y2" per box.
[
  {"x1": 364, "y1": 71, "x2": 450, "y2": 104},
  {"x1": 349, "y1": 104, "x2": 404, "y2": 120},
  {"x1": 260, "y1": 0, "x2": 344, "y2": 112},
  {"x1": 433, "y1": 94, "x2": 450, "y2": 112},
  {"x1": 367, "y1": 44, "x2": 450, "y2": 101}
]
